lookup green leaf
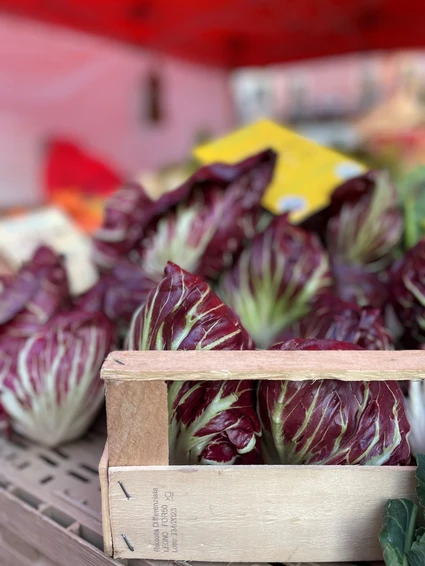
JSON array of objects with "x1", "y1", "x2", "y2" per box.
[
  {"x1": 415, "y1": 454, "x2": 425, "y2": 511},
  {"x1": 407, "y1": 530, "x2": 425, "y2": 566},
  {"x1": 404, "y1": 195, "x2": 420, "y2": 250},
  {"x1": 379, "y1": 499, "x2": 418, "y2": 566},
  {"x1": 398, "y1": 165, "x2": 425, "y2": 201},
  {"x1": 397, "y1": 166, "x2": 425, "y2": 249}
]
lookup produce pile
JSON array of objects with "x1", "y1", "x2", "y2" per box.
[{"x1": 0, "y1": 149, "x2": 424, "y2": 470}]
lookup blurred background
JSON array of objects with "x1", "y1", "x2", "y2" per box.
[{"x1": 1, "y1": 1, "x2": 425, "y2": 233}]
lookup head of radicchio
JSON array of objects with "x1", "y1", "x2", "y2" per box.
[
  {"x1": 280, "y1": 295, "x2": 393, "y2": 350},
  {"x1": 93, "y1": 150, "x2": 277, "y2": 308},
  {"x1": 304, "y1": 171, "x2": 403, "y2": 309},
  {"x1": 257, "y1": 338, "x2": 410, "y2": 466},
  {"x1": 218, "y1": 214, "x2": 332, "y2": 349},
  {"x1": 327, "y1": 170, "x2": 402, "y2": 266},
  {"x1": 389, "y1": 239, "x2": 425, "y2": 347},
  {"x1": 0, "y1": 246, "x2": 71, "y2": 338},
  {"x1": 126, "y1": 262, "x2": 260, "y2": 465},
  {"x1": 0, "y1": 310, "x2": 114, "y2": 447}
]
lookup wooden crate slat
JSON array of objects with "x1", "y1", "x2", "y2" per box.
[
  {"x1": 0, "y1": 431, "x2": 104, "y2": 533},
  {"x1": 99, "y1": 444, "x2": 113, "y2": 557},
  {"x1": 102, "y1": 350, "x2": 425, "y2": 382},
  {"x1": 108, "y1": 464, "x2": 416, "y2": 563}
]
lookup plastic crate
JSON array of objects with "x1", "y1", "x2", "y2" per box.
[
  {"x1": 0, "y1": 412, "x2": 119, "y2": 566},
  {"x1": 0, "y1": 411, "x2": 282, "y2": 566}
]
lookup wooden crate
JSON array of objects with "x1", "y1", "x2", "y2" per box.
[{"x1": 100, "y1": 349, "x2": 424, "y2": 564}]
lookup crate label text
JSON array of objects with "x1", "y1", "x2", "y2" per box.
[{"x1": 152, "y1": 487, "x2": 178, "y2": 553}]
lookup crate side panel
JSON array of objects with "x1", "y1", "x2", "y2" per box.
[
  {"x1": 105, "y1": 381, "x2": 169, "y2": 467},
  {"x1": 108, "y1": 465, "x2": 416, "y2": 563}
]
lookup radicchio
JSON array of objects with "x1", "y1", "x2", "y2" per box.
[
  {"x1": 258, "y1": 339, "x2": 410, "y2": 466},
  {"x1": 389, "y1": 239, "x2": 425, "y2": 347},
  {"x1": 127, "y1": 262, "x2": 260, "y2": 465},
  {"x1": 218, "y1": 214, "x2": 332, "y2": 348},
  {"x1": 93, "y1": 151, "x2": 277, "y2": 308},
  {"x1": 326, "y1": 171, "x2": 402, "y2": 309},
  {"x1": 127, "y1": 262, "x2": 254, "y2": 351},
  {"x1": 327, "y1": 170, "x2": 402, "y2": 268},
  {"x1": 0, "y1": 310, "x2": 114, "y2": 447}
]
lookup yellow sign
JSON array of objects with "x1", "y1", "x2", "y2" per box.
[{"x1": 194, "y1": 119, "x2": 366, "y2": 222}]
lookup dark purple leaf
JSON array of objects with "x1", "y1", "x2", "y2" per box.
[
  {"x1": 389, "y1": 239, "x2": 425, "y2": 347},
  {"x1": 280, "y1": 295, "x2": 393, "y2": 350},
  {"x1": 127, "y1": 262, "x2": 254, "y2": 351},
  {"x1": 330, "y1": 260, "x2": 390, "y2": 309},
  {"x1": 93, "y1": 150, "x2": 277, "y2": 292},
  {"x1": 92, "y1": 182, "x2": 158, "y2": 270},
  {"x1": 168, "y1": 379, "x2": 261, "y2": 465},
  {"x1": 76, "y1": 260, "x2": 156, "y2": 331},
  {"x1": 0, "y1": 246, "x2": 71, "y2": 338}
]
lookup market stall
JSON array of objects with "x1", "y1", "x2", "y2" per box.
[{"x1": 1, "y1": 3, "x2": 425, "y2": 566}]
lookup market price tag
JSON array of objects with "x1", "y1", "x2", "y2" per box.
[
  {"x1": 194, "y1": 119, "x2": 366, "y2": 222},
  {"x1": 0, "y1": 206, "x2": 98, "y2": 294}
]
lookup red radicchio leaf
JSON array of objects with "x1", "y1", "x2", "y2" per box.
[
  {"x1": 92, "y1": 182, "x2": 158, "y2": 270},
  {"x1": 330, "y1": 261, "x2": 391, "y2": 310},
  {"x1": 301, "y1": 172, "x2": 402, "y2": 310},
  {"x1": 299, "y1": 170, "x2": 387, "y2": 244},
  {"x1": 258, "y1": 338, "x2": 410, "y2": 466},
  {"x1": 127, "y1": 262, "x2": 254, "y2": 351},
  {"x1": 168, "y1": 379, "x2": 261, "y2": 465}
]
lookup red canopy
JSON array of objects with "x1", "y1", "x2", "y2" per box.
[{"x1": 1, "y1": 0, "x2": 423, "y2": 68}]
